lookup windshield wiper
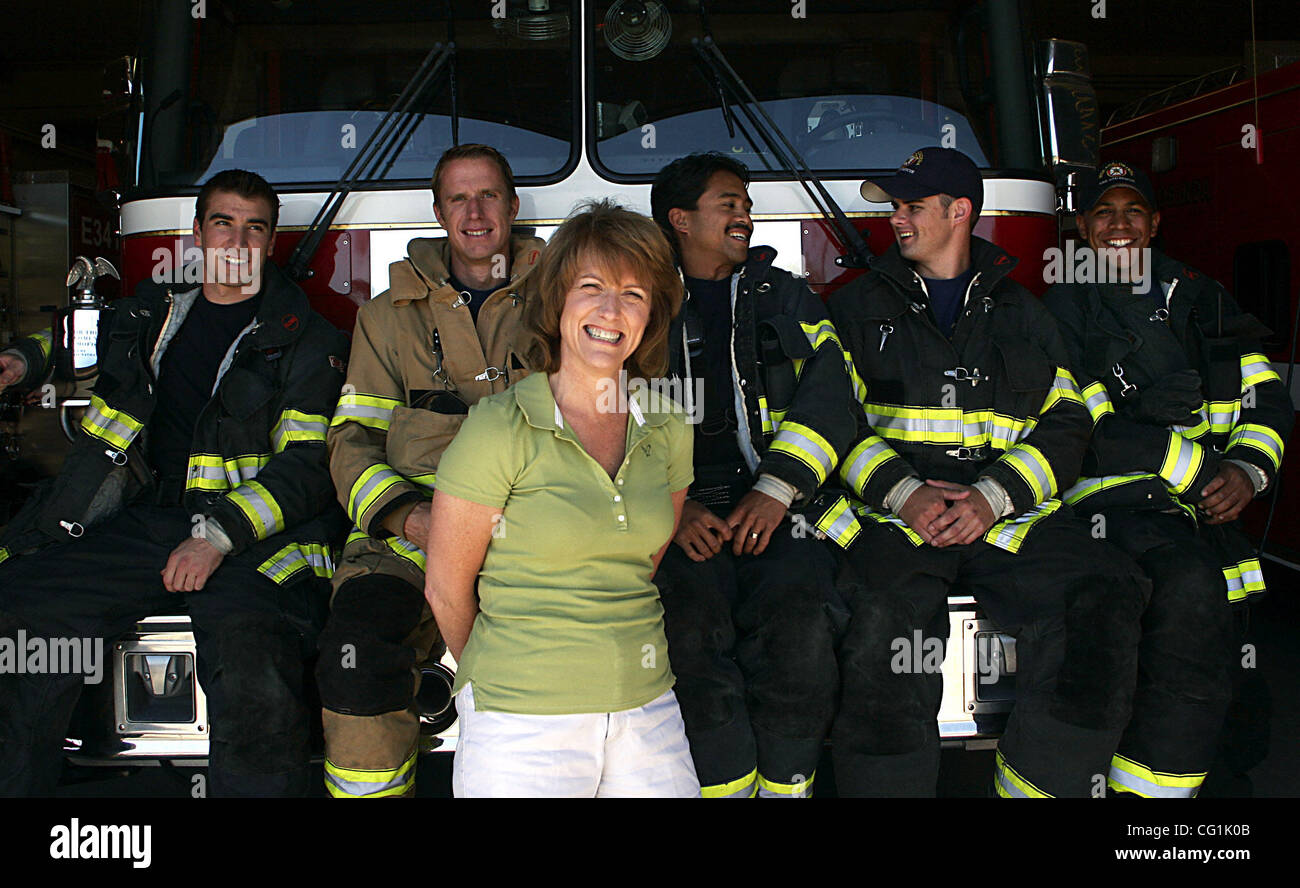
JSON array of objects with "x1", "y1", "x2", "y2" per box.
[
  {"x1": 690, "y1": 22, "x2": 872, "y2": 269},
  {"x1": 287, "y1": 41, "x2": 454, "y2": 283}
]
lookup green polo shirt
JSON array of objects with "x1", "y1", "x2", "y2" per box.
[{"x1": 435, "y1": 371, "x2": 694, "y2": 714}]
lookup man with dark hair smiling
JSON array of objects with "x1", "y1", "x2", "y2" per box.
[
  {"x1": 1043, "y1": 161, "x2": 1292, "y2": 797},
  {"x1": 649, "y1": 152, "x2": 857, "y2": 799},
  {"x1": 0, "y1": 168, "x2": 348, "y2": 796}
]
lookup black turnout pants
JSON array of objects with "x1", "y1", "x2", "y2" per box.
[
  {"x1": 0, "y1": 505, "x2": 326, "y2": 797},
  {"x1": 655, "y1": 520, "x2": 842, "y2": 796},
  {"x1": 832, "y1": 513, "x2": 1150, "y2": 797},
  {"x1": 1100, "y1": 509, "x2": 1239, "y2": 796}
]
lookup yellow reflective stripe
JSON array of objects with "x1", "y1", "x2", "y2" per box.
[
  {"x1": 814, "y1": 495, "x2": 861, "y2": 549},
  {"x1": 1240, "y1": 353, "x2": 1280, "y2": 388},
  {"x1": 1080, "y1": 381, "x2": 1114, "y2": 425},
  {"x1": 1040, "y1": 366, "x2": 1086, "y2": 414},
  {"x1": 839, "y1": 436, "x2": 899, "y2": 499},
  {"x1": 1107, "y1": 753, "x2": 1204, "y2": 798},
  {"x1": 186, "y1": 453, "x2": 230, "y2": 492},
  {"x1": 224, "y1": 454, "x2": 270, "y2": 486},
  {"x1": 999, "y1": 444, "x2": 1056, "y2": 503},
  {"x1": 994, "y1": 749, "x2": 1053, "y2": 798},
  {"x1": 386, "y1": 535, "x2": 427, "y2": 573},
  {"x1": 1223, "y1": 558, "x2": 1266, "y2": 603},
  {"x1": 1206, "y1": 400, "x2": 1240, "y2": 435},
  {"x1": 346, "y1": 526, "x2": 368, "y2": 547},
  {"x1": 757, "y1": 771, "x2": 814, "y2": 797},
  {"x1": 0, "y1": 547, "x2": 9, "y2": 566},
  {"x1": 791, "y1": 356, "x2": 806, "y2": 380},
  {"x1": 324, "y1": 751, "x2": 417, "y2": 799},
  {"x1": 273, "y1": 409, "x2": 328, "y2": 451},
  {"x1": 758, "y1": 395, "x2": 774, "y2": 435},
  {"x1": 1226, "y1": 423, "x2": 1283, "y2": 472},
  {"x1": 770, "y1": 421, "x2": 836, "y2": 484},
  {"x1": 861, "y1": 403, "x2": 1032, "y2": 449},
  {"x1": 843, "y1": 349, "x2": 868, "y2": 405},
  {"x1": 1063, "y1": 472, "x2": 1156, "y2": 506},
  {"x1": 349, "y1": 464, "x2": 408, "y2": 528},
  {"x1": 1158, "y1": 434, "x2": 1204, "y2": 495},
  {"x1": 80, "y1": 395, "x2": 144, "y2": 450},
  {"x1": 30, "y1": 329, "x2": 53, "y2": 361},
  {"x1": 983, "y1": 499, "x2": 1061, "y2": 554},
  {"x1": 257, "y1": 542, "x2": 335, "y2": 584},
  {"x1": 408, "y1": 472, "x2": 437, "y2": 493},
  {"x1": 700, "y1": 768, "x2": 757, "y2": 799},
  {"x1": 330, "y1": 392, "x2": 402, "y2": 430},
  {"x1": 227, "y1": 480, "x2": 286, "y2": 540},
  {"x1": 853, "y1": 503, "x2": 925, "y2": 546},
  {"x1": 800, "y1": 319, "x2": 842, "y2": 352}
]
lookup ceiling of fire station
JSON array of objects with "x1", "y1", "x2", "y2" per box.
[{"x1": 0, "y1": 0, "x2": 1297, "y2": 186}]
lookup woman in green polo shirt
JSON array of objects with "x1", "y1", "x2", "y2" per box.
[{"x1": 425, "y1": 200, "x2": 698, "y2": 797}]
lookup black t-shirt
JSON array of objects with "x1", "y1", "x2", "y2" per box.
[
  {"x1": 921, "y1": 265, "x2": 977, "y2": 339},
  {"x1": 447, "y1": 274, "x2": 497, "y2": 324},
  {"x1": 147, "y1": 291, "x2": 263, "y2": 481},
  {"x1": 684, "y1": 275, "x2": 747, "y2": 471}
]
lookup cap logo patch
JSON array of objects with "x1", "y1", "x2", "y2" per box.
[
  {"x1": 1102, "y1": 162, "x2": 1132, "y2": 179},
  {"x1": 903, "y1": 150, "x2": 924, "y2": 169}
]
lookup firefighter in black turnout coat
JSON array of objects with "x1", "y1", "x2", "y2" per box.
[{"x1": 828, "y1": 148, "x2": 1150, "y2": 797}]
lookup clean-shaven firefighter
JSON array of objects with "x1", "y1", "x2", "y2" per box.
[
  {"x1": 1043, "y1": 161, "x2": 1292, "y2": 797},
  {"x1": 0, "y1": 169, "x2": 349, "y2": 796},
  {"x1": 650, "y1": 153, "x2": 858, "y2": 798},
  {"x1": 318, "y1": 144, "x2": 544, "y2": 798},
  {"x1": 828, "y1": 147, "x2": 1151, "y2": 797}
]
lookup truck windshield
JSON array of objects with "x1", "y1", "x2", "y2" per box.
[
  {"x1": 138, "y1": 0, "x2": 576, "y2": 190},
  {"x1": 591, "y1": 0, "x2": 1040, "y2": 178}
]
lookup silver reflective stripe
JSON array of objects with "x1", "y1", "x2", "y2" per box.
[
  {"x1": 277, "y1": 415, "x2": 327, "y2": 438},
  {"x1": 191, "y1": 464, "x2": 227, "y2": 484},
  {"x1": 1229, "y1": 427, "x2": 1282, "y2": 462},
  {"x1": 866, "y1": 409, "x2": 963, "y2": 441},
  {"x1": 995, "y1": 770, "x2": 1029, "y2": 798},
  {"x1": 802, "y1": 319, "x2": 838, "y2": 348},
  {"x1": 1166, "y1": 436, "x2": 1197, "y2": 485},
  {"x1": 1108, "y1": 766, "x2": 1199, "y2": 798},
  {"x1": 234, "y1": 486, "x2": 281, "y2": 535},
  {"x1": 324, "y1": 766, "x2": 415, "y2": 798},
  {"x1": 226, "y1": 462, "x2": 262, "y2": 486},
  {"x1": 1007, "y1": 447, "x2": 1053, "y2": 499},
  {"x1": 822, "y1": 506, "x2": 857, "y2": 542},
  {"x1": 844, "y1": 439, "x2": 894, "y2": 487},
  {"x1": 773, "y1": 427, "x2": 835, "y2": 475},
  {"x1": 83, "y1": 402, "x2": 141, "y2": 446},
  {"x1": 352, "y1": 467, "x2": 403, "y2": 515},
  {"x1": 332, "y1": 403, "x2": 394, "y2": 424}
]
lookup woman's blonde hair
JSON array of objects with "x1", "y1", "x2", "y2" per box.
[{"x1": 525, "y1": 199, "x2": 683, "y2": 379}]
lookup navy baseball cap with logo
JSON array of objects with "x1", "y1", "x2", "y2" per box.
[
  {"x1": 1079, "y1": 161, "x2": 1158, "y2": 213},
  {"x1": 859, "y1": 147, "x2": 984, "y2": 218}
]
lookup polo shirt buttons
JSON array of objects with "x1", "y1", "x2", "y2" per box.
[
  {"x1": 618, "y1": 515, "x2": 626, "y2": 522},
  {"x1": 613, "y1": 495, "x2": 622, "y2": 503},
  {"x1": 616, "y1": 478, "x2": 624, "y2": 485}
]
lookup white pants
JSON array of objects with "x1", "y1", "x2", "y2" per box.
[{"x1": 452, "y1": 685, "x2": 701, "y2": 798}]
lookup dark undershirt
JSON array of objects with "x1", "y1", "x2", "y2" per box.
[
  {"x1": 921, "y1": 266, "x2": 977, "y2": 339},
  {"x1": 684, "y1": 275, "x2": 747, "y2": 471},
  {"x1": 447, "y1": 274, "x2": 497, "y2": 324},
  {"x1": 148, "y1": 291, "x2": 262, "y2": 482}
]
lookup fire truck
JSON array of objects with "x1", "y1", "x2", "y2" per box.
[
  {"x1": 8, "y1": 1, "x2": 1103, "y2": 780},
  {"x1": 1100, "y1": 55, "x2": 1300, "y2": 568}
]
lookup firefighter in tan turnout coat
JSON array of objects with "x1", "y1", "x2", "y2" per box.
[{"x1": 318, "y1": 145, "x2": 543, "y2": 797}]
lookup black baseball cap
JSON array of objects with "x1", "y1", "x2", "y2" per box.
[
  {"x1": 859, "y1": 147, "x2": 984, "y2": 218},
  {"x1": 1078, "y1": 161, "x2": 1158, "y2": 213}
]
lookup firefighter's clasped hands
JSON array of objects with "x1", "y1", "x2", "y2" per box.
[
  {"x1": 674, "y1": 490, "x2": 787, "y2": 561},
  {"x1": 898, "y1": 479, "x2": 997, "y2": 547}
]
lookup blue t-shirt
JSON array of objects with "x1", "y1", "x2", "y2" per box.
[{"x1": 921, "y1": 266, "x2": 977, "y2": 339}]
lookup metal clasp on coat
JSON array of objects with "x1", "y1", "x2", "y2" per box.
[
  {"x1": 878, "y1": 323, "x2": 894, "y2": 352},
  {"x1": 451, "y1": 291, "x2": 472, "y2": 309},
  {"x1": 104, "y1": 449, "x2": 128, "y2": 466},
  {"x1": 945, "y1": 446, "x2": 985, "y2": 460},
  {"x1": 1112, "y1": 362, "x2": 1138, "y2": 398},
  {"x1": 1149, "y1": 307, "x2": 1170, "y2": 323},
  {"x1": 944, "y1": 366, "x2": 988, "y2": 387},
  {"x1": 475, "y1": 366, "x2": 505, "y2": 383},
  {"x1": 59, "y1": 520, "x2": 85, "y2": 538}
]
